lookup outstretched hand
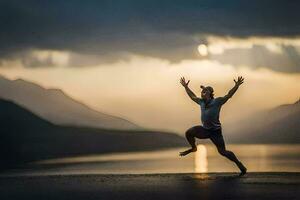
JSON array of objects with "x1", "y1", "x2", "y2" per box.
[
  {"x1": 234, "y1": 76, "x2": 244, "y2": 86},
  {"x1": 180, "y1": 77, "x2": 190, "y2": 88}
]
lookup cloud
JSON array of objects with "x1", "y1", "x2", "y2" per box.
[
  {"x1": 206, "y1": 37, "x2": 300, "y2": 54},
  {"x1": 204, "y1": 37, "x2": 300, "y2": 73},
  {"x1": 0, "y1": 49, "x2": 130, "y2": 68},
  {"x1": 0, "y1": 0, "x2": 299, "y2": 72}
]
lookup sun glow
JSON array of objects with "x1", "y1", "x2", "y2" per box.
[{"x1": 198, "y1": 44, "x2": 208, "y2": 56}]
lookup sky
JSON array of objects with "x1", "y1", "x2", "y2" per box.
[{"x1": 0, "y1": 0, "x2": 299, "y2": 133}]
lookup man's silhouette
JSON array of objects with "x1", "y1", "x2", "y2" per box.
[{"x1": 179, "y1": 76, "x2": 247, "y2": 176}]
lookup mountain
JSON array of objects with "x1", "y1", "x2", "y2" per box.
[
  {"x1": 0, "y1": 99, "x2": 185, "y2": 169},
  {"x1": 225, "y1": 99, "x2": 300, "y2": 143},
  {"x1": 0, "y1": 75, "x2": 139, "y2": 130}
]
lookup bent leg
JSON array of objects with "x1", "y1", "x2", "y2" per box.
[
  {"x1": 211, "y1": 134, "x2": 240, "y2": 163},
  {"x1": 210, "y1": 132, "x2": 247, "y2": 175},
  {"x1": 179, "y1": 126, "x2": 210, "y2": 156}
]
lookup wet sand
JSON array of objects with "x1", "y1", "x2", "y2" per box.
[{"x1": 0, "y1": 172, "x2": 299, "y2": 200}]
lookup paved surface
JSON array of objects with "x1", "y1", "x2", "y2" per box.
[{"x1": 0, "y1": 172, "x2": 299, "y2": 200}]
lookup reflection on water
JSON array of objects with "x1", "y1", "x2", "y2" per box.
[
  {"x1": 194, "y1": 145, "x2": 208, "y2": 173},
  {"x1": 2, "y1": 144, "x2": 300, "y2": 176}
]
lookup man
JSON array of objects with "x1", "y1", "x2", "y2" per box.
[{"x1": 179, "y1": 76, "x2": 247, "y2": 176}]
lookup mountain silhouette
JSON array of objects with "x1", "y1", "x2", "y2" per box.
[
  {"x1": 225, "y1": 99, "x2": 300, "y2": 143},
  {"x1": 0, "y1": 99, "x2": 185, "y2": 169},
  {"x1": 0, "y1": 75, "x2": 140, "y2": 130}
]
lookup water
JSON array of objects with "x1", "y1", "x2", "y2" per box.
[{"x1": 2, "y1": 144, "x2": 300, "y2": 176}]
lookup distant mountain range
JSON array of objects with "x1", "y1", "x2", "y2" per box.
[
  {"x1": 225, "y1": 99, "x2": 300, "y2": 143},
  {"x1": 0, "y1": 75, "x2": 140, "y2": 130},
  {"x1": 0, "y1": 99, "x2": 185, "y2": 169}
]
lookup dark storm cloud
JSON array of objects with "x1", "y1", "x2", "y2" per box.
[{"x1": 0, "y1": 0, "x2": 299, "y2": 70}]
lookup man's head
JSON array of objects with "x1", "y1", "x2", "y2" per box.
[{"x1": 200, "y1": 85, "x2": 214, "y2": 100}]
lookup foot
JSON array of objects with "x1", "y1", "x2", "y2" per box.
[
  {"x1": 179, "y1": 147, "x2": 197, "y2": 156},
  {"x1": 237, "y1": 162, "x2": 247, "y2": 176}
]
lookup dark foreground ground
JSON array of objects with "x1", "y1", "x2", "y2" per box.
[{"x1": 0, "y1": 172, "x2": 299, "y2": 200}]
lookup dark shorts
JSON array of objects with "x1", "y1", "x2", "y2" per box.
[{"x1": 187, "y1": 125, "x2": 226, "y2": 150}]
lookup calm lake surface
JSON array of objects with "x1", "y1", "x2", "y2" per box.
[{"x1": 3, "y1": 144, "x2": 300, "y2": 176}]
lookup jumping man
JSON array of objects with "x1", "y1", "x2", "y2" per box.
[{"x1": 179, "y1": 76, "x2": 247, "y2": 176}]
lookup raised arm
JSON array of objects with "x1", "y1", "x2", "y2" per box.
[
  {"x1": 220, "y1": 76, "x2": 244, "y2": 105},
  {"x1": 180, "y1": 77, "x2": 201, "y2": 104}
]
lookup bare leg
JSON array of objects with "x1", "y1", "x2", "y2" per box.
[
  {"x1": 179, "y1": 129, "x2": 197, "y2": 156},
  {"x1": 210, "y1": 133, "x2": 247, "y2": 175},
  {"x1": 179, "y1": 126, "x2": 209, "y2": 156},
  {"x1": 220, "y1": 150, "x2": 247, "y2": 176}
]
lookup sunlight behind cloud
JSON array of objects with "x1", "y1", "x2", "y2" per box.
[{"x1": 198, "y1": 44, "x2": 208, "y2": 56}]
